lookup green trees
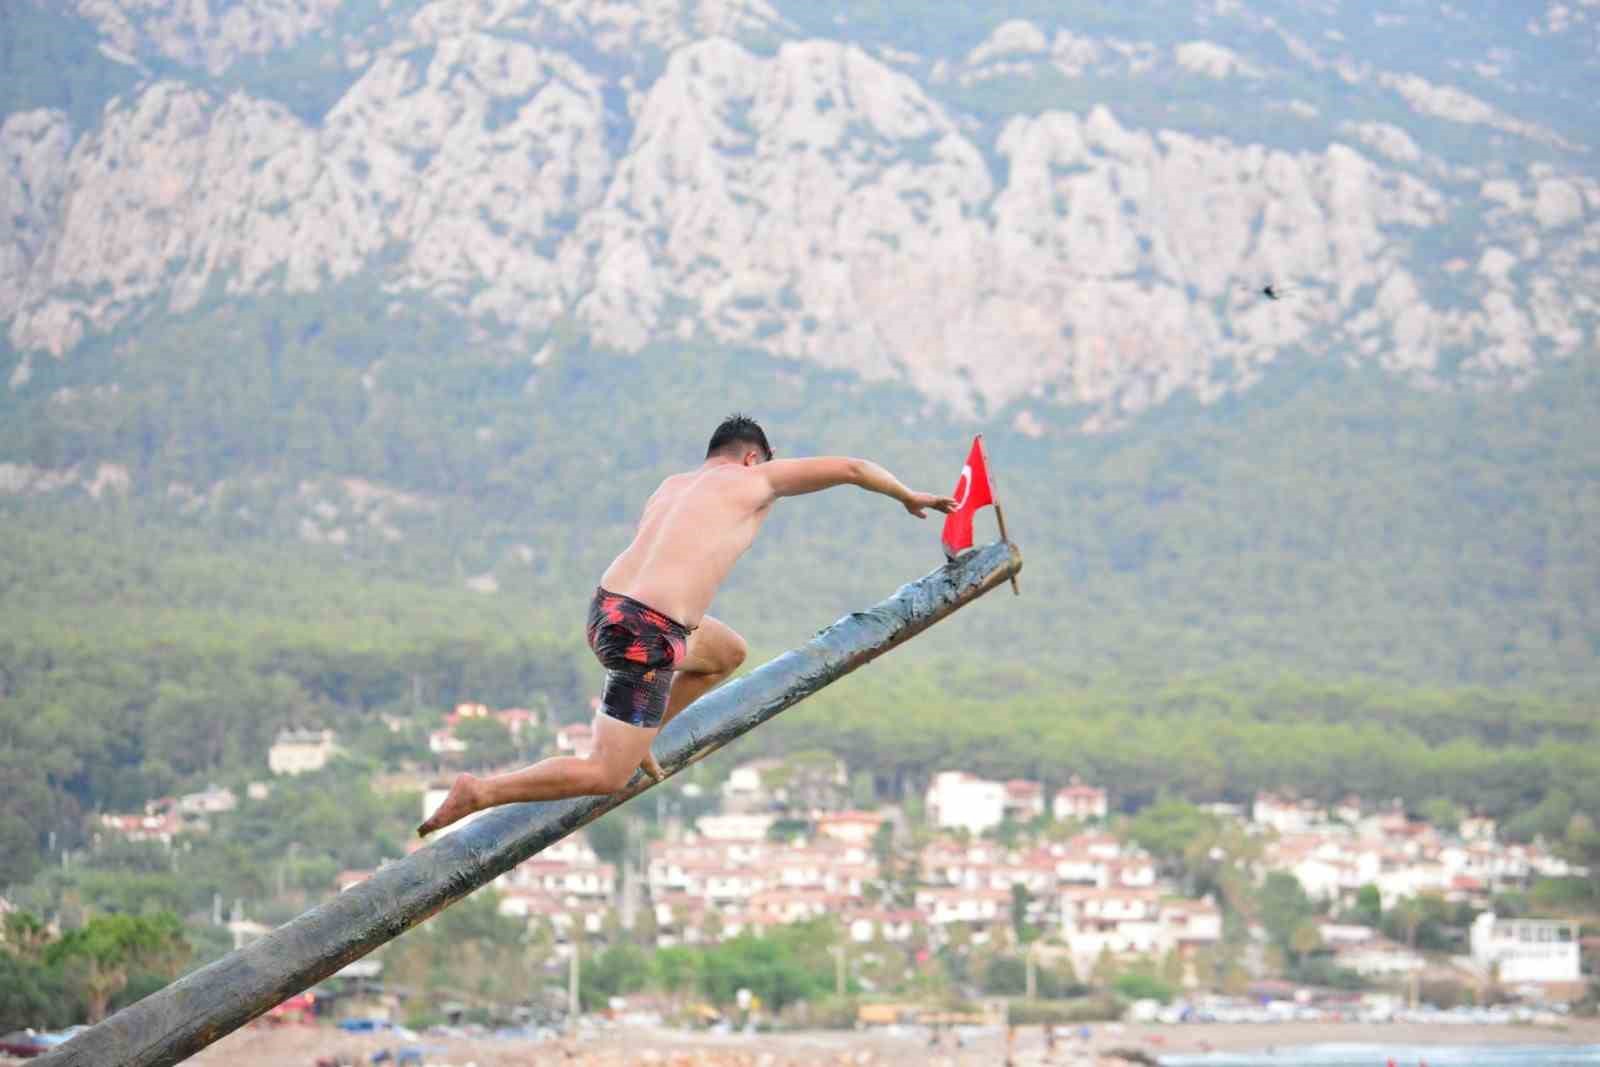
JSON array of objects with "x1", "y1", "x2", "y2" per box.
[
  {"x1": 0, "y1": 912, "x2": 69, "y2": 1032},
  {"x1": 1257, "y1": 873, "x2": 1318, "y2": 965},
  {"x1": 46, "y1": 913, "x2": 189, "y2": 1023},
  {"x1": 384, "y1": 892, "x2": 546, "y2": 1012},
  {"x1": 580, "y1": 942, "x2": 653, "y2": 1010},
  {"x1": 696, "y1": 925, "x2": 835, "y2": 1012},
  {"x1": 0, "y1": 910, "x2": 189, "y2": 1029}
]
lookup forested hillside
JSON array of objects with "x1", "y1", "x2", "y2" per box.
[
  {"x1": 2, "y1": 287, "x2": 1597, "y2": 888},
  {"x1": 2, "y1": 0, "x2": 1597, "y2": 914}
]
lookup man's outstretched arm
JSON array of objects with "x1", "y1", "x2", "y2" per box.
[{"x1": 762, "y1": 457, "x2": 957, "y2": 517}]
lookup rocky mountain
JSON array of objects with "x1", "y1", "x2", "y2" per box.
[{"x1": 4, "y1": 0, "x2": 1597, "y2": 427}]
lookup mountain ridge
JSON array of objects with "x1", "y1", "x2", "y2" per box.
[{"x1": 3, "y1": 0, "x2": 1597, "y2": 424}]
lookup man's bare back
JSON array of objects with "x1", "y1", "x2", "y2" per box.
[
  {"x1": 416, "y1": 415, "x2": 956, "y2": 837},
  {"x1": 598, "y1": 463, "x2": 772, "y2": 628}
]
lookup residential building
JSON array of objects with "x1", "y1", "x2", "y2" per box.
[
  {"x1": 1058, "y1": 887, "x2": 1164, "y2": 966},
  {"x1": 268, "y1": 729, "x2": 340, "y2": 775},
  {"x1": 428, "y1": 728, "x2": 468, "y2": 755},
  {"x1": 504, "y1": 859, "x2": 616, "y2": 899},
  {"x1": 1252, "y1": 791, "x2": 1318, "y2": 834},
  {"x1": 720, "y1": 758, "x2": 783, "y2": 812},
  {"x1": 1108, "y1": 856, "x2": 1158, "y2": 888},
  {"x1": 496, "y1": 888, "x2": 607, "y2": 944},
  {"x1": 748, "y1": 889, "x2": 845, "y2": 924},
  {"x1": 445, "y1": 702, "x2": 540, "y2": 740},
  {"x1": 1053, "y1": 778, "x2": 1109, "y2": 822},
  {"x1": 695, "y1": 812, "x2": 777, "y2": 842},
  {"x1": 1470, "y1": 913, "x2": 1582, "y2": 984},
  {"x1": 845, "y1": 909, "x2": 921, "y2": 944},
  {"x1": 177, "y1": 785, "x2": 237, "y2": 816},
  {"x1": 1003, "y1": 780, "x2": 1045, "y2": 822},
  {"x1": 926, "y1": 771, "x2": 1007, "y2": 835},
  {"x1": 97, "y1": 811, "x2": 184, "y2": 845},
  {"x1": 1160, "y1": 898, "x2": 1223, "y2": 950},
  {"x1": 1332, "y1": 795, "x2": 1363, "y2": 825},
  {"x1": 915, "y1": 887, "x2": 1010, "y2": 926},
  {"x1": 1334, "y1": 936, "x2": 1426, "y2": 978},
  {"x1": 816, "y1": 810, "x2": 886, "y2": 846},
  {"x1": 494, "y1": 707, "x2": 539, "y2": 737}
]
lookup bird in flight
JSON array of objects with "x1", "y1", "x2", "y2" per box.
[{"x1": 1242, "y1": 282, "x2": 1292, "y2": 301}]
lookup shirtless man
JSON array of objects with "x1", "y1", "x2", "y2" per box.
[{"x1": 417, "y1": 414, "x2": 956, "y2": 836}]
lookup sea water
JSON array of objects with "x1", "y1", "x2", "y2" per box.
[{"x1": 1161, "y1": 1045, "x2": 1600, "y2": 1067}]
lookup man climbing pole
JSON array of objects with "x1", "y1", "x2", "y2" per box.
[{"x1": 418, "y1": 414, "x2": 956, "y2": 836}]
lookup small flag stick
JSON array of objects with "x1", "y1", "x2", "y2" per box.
[{"x1": 977, "y1": 436, "x2": 1021, "y2": 596}]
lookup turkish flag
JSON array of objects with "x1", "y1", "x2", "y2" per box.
[{"x1": 941, "y1": 435, "x2": 995, "y2": 558}]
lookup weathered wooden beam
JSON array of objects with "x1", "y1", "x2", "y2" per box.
[{"x1": 38, "y1": 540, "x2": 1022, "y2": 1067}]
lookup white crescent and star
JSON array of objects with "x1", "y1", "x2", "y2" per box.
[{"x1": 952, "y1": 464, "x2": 972, "y2": 510}]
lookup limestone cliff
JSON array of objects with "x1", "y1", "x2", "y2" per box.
[{"x1": 4, "y1": 0, "x2": 1596, "y2": 424}]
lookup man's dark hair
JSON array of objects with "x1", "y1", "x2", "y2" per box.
[{"x1": 706, "y1": 413, "x2": 773, "y2": 462}]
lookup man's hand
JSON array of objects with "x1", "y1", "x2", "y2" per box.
[{"x1": 904, "y1": 491, "x2": 958, "y2": 518}]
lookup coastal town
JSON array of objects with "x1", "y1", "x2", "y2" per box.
[{"x1": 71, "y1": 699, "x2": 1590, "y2": 1039}]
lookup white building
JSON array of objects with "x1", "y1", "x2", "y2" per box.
[
  {"x1": 268, "y1": 729, "x2": 340, "y2": 775},
  {"x1": 1159, "y1": 899, "x2": 1223, "y2": 950},
  {"x1": 846, "y1": 909, "x2": 920, "y2": 944},
  {"x1": 1252, "y1": 791, "x2": 1317, "y2": 833},
  {"x1": 1335, "y1": 936, "x2": 1426, "y2": 978},
  {"x1": 816, "y1": 810, "x2": 887, "y2": 846},
  {"x1": 720, "y1": 758, "x2": 784, "y2": 811},
  {"x1": 428, "y1": 729, "x2": 468, "y2": 755},
  {"x1": 98, "y1": 811, "x2": 183, "y2": 846},
  {"x1": 506, "y1": 859, "x2": 616, "y2": 899},
  {"x1": 177, "y1": 784, "x2": 237, "y2": 816},
  {"x1": 1375, "y1": 861, "x2": 1450, "y2": 907},
  {"x1": 1470, "y1": 913, "x2": 1582, "y2": 984},
  {"x1": 915, "y1": 887, "x2": 1010, "y2": 926},
  {"x1": 1003, "y1": 780, "x2": 1045, "y2": 822},
  {"x1": 695, "y1": 812, "x2": 777, "y2": 842},
  {"x1": 926, "y1": 771, "x2": 1007, "y2": 835},
  {"x1": 1053, "y1": 779, "x2": 1109, "y2": 822},
  {"x1": 1059, "y1": 888, "x2": 1164, "y2": 963}
]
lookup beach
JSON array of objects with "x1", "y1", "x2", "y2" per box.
[{"x1": 161, "y1": 1018, "x2": 1600, "y2": 1067}]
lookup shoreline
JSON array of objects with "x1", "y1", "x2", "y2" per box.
[
  {"x1": 1112, "y1": 1020, "x2": 1600, "y2": 1053},
  {"x1": 165, "y1": 1018, "x2": 1600, "y2": 1067}
]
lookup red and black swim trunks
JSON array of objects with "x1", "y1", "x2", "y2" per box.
[{"x1": 586, "y1": 588, "x2": 693, "y2": 728}]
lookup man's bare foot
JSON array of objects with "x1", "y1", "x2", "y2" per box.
[
  {"x1": 417, "y1": 773, "x2": 483, "y2": 837},
  {"x1": 640, "y1": 750, "x2": 665, "y2": 783}
]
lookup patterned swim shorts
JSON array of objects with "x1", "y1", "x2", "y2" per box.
[{"x1": 586, "y1": 588, "x2": 694, "y2": 728}]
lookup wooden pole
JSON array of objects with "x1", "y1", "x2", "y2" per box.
[
  {"x1": 977, "y1": 435, "x2": 1021, "y2": 595},
  {"x1": 36, "y1": 541, "x2": 1023, "y2": 1067}
]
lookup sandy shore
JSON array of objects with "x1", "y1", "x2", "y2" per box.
[{"x1": 171, "y1": 1019, "x2": 1600, "y2": 1067}]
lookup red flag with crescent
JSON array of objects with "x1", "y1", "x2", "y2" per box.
[{"x1": 941, "y1": 435, "x2": 995, "y2": 558}]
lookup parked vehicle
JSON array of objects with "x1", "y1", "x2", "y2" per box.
[{"x1": 0, "y1": 1030, "x2": 50, "y2": 1058}]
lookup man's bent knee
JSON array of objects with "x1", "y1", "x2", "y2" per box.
[
  {"x1": 581, "y1": 757, "x2": 637, "y2": 795},
  {"x1": 704, "y1": 630, "x2": 747, "y2": 677}
]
